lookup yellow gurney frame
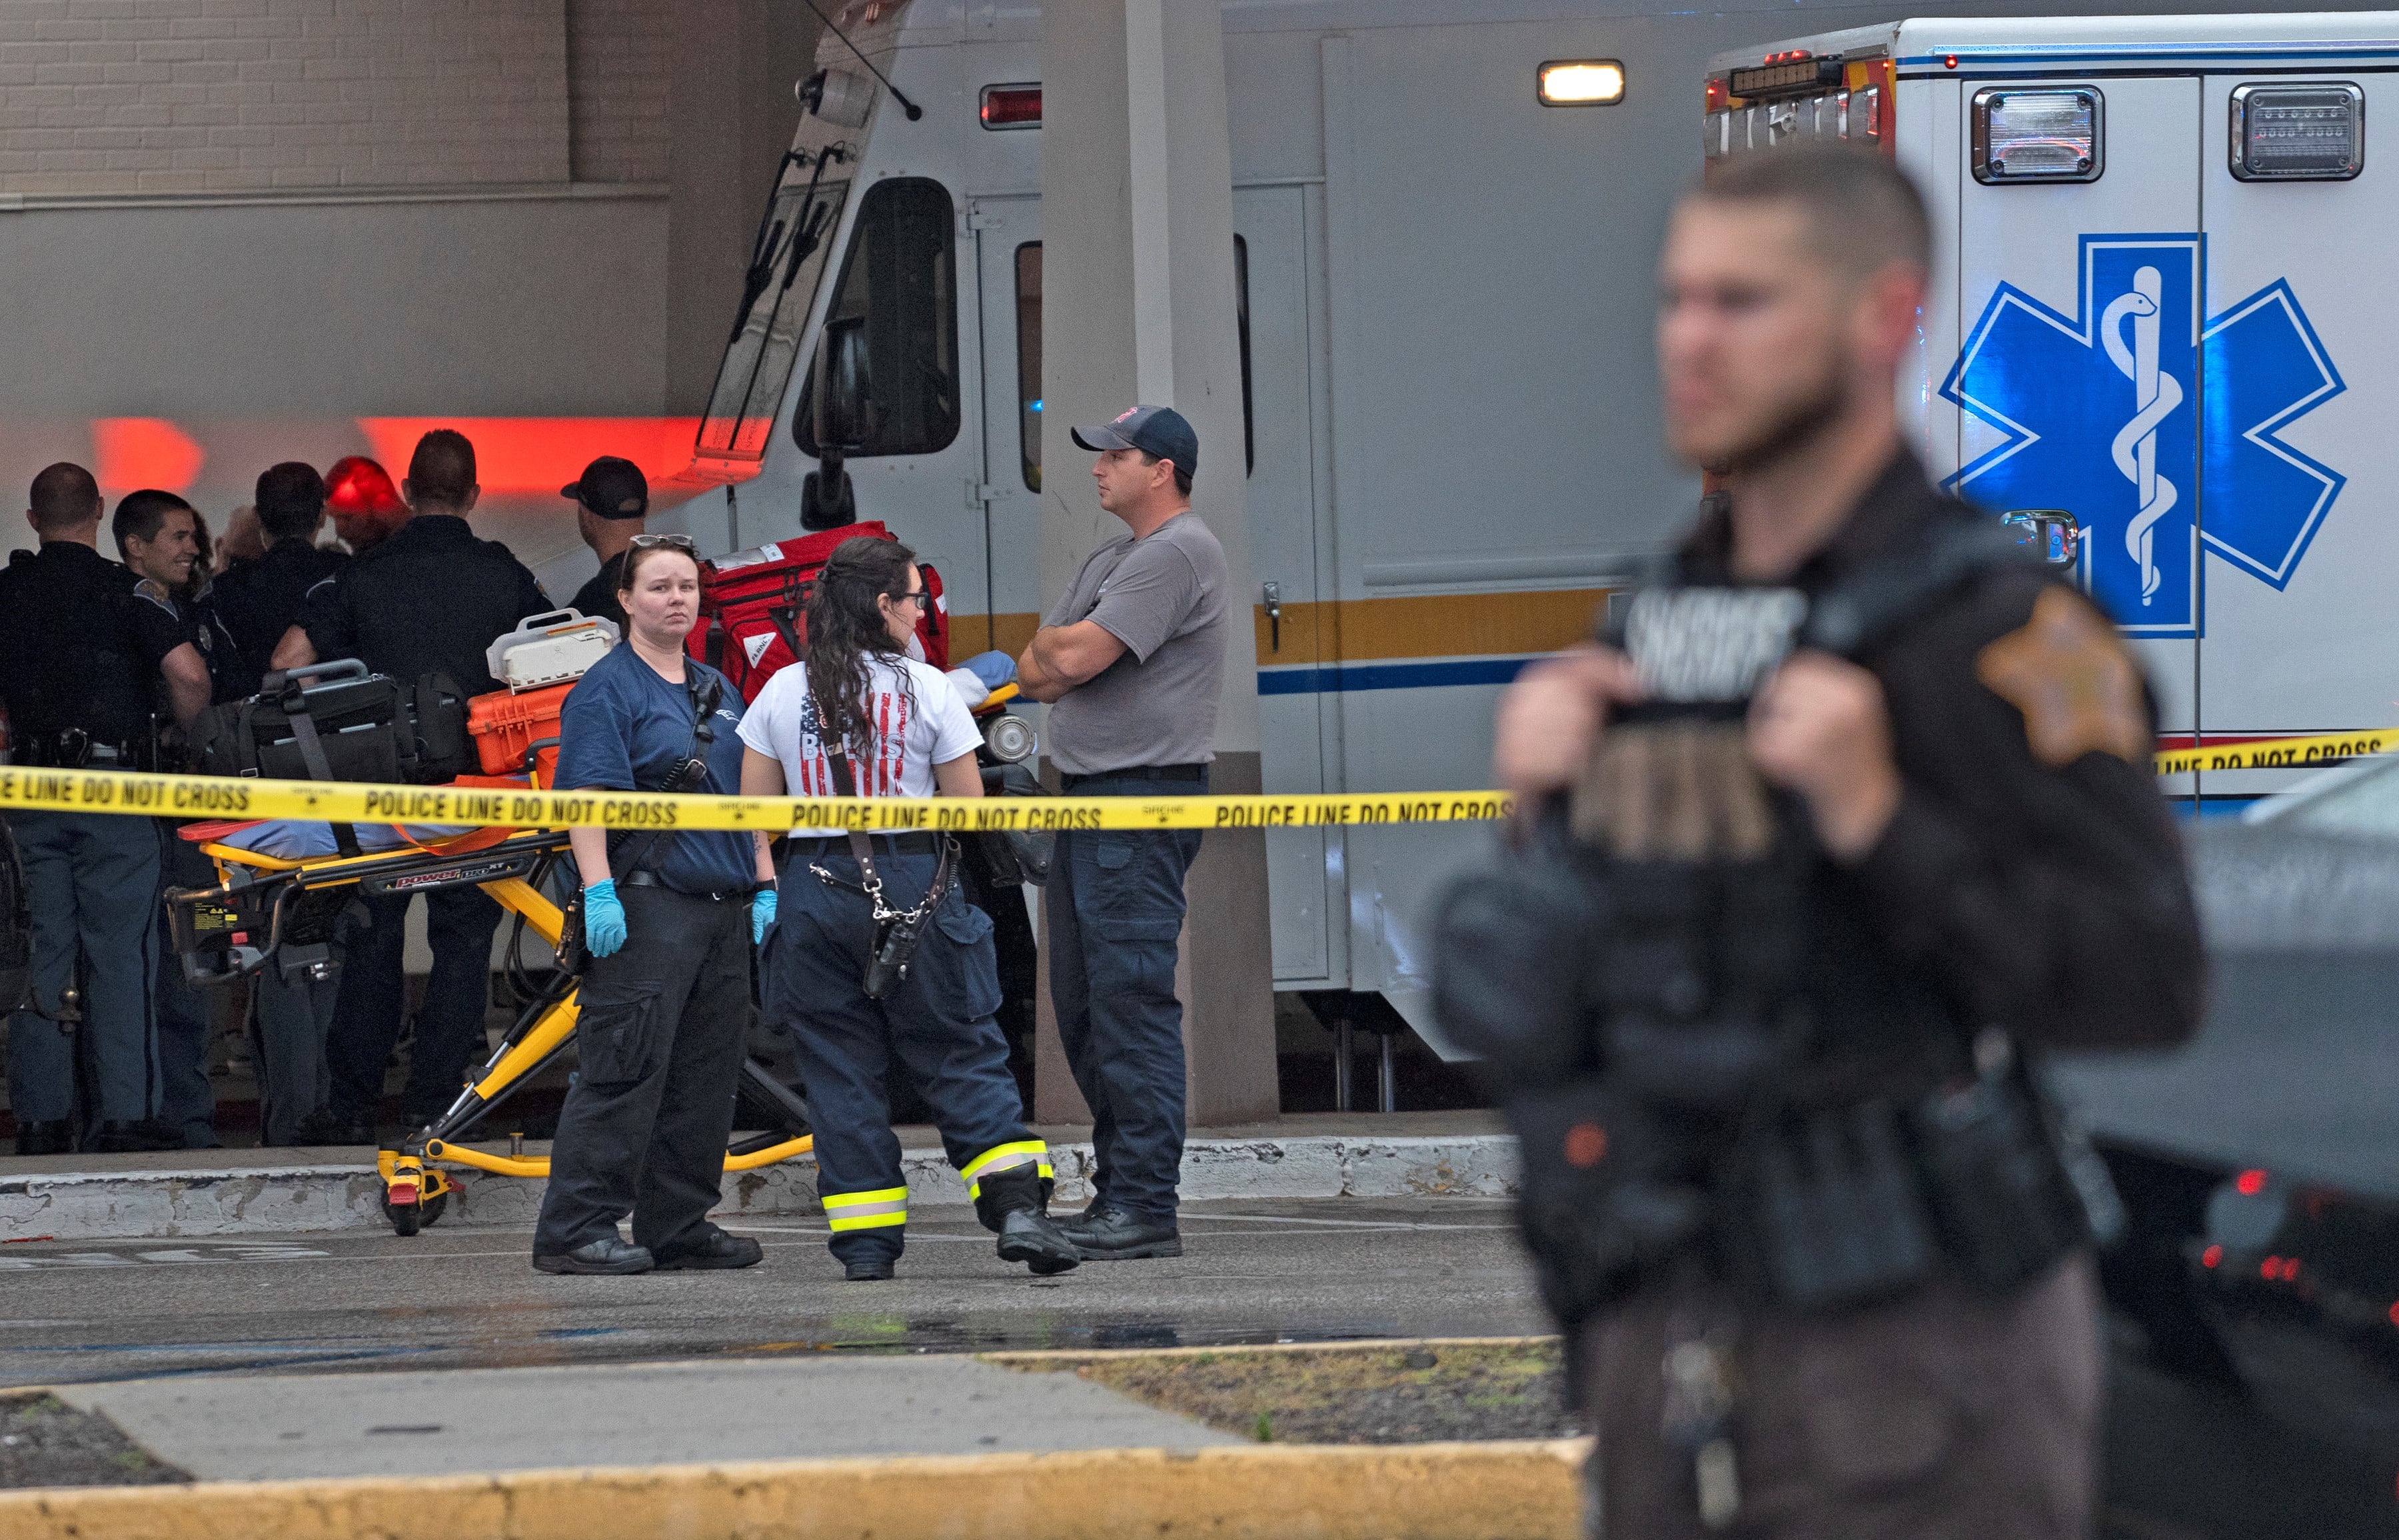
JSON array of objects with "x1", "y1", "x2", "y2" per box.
[{"x1": 177, "y1": 821, "x2": 812, "y2": 1235}]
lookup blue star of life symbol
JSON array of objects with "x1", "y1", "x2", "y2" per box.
[{"x1": 1940, "y1": 235, "x2": 2345, "y2": 637}]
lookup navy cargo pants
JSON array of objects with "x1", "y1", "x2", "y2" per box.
[
  {"x1": 764, "y1": 841, "x2": 1048, "y2": 1268},
  {"x1": 327, "y1": 884, "x2": 502, "y2": 1128},
  {"x1": 5, "y1": 809, "x2": 160, "y2": 1128},
  {"x1": 1046, "y1": 769, "x2": 1207, "y2": 1221}
]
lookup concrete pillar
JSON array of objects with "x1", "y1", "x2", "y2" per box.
[
  {"x1": 664, "y1": 2, "x2": 819, "y2": 414},
  {"x1": 1030, "y1": 0, "x2": 1279, "y2": 1129}
]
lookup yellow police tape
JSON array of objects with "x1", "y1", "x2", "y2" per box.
[
  {"x1": 2151, "y1": 727, "x2": 2399, "y2": 778},
  {"x1": 3, "y1": 729, "x2": 2394, "y2": 834},
  {"x1": 0, "y1": 763, "x2": 1513, "y2": 832}
]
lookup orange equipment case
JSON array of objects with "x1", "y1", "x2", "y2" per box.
[{"x1": 467, "y1": 682, "x2": 572, "y2": 786}]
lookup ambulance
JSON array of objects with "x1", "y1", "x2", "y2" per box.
[{"x1": 1706, "y1": 13, "x2": 2392, "y2": 812}]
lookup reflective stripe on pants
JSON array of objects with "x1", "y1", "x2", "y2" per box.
[
  {"x1": 960, "y1": 1140, "x2": 1052, "y2": 1200},
  {"x1": 824, "y1": 1185, "x2": 909, "y2": 1231}
]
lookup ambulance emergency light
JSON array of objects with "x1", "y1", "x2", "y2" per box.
[
  {"x1": 1539, "y1": 60, "x2": 1625, "y2": 107},
  {"x1": 1971, "y1": 88, "x2": 2103, "y2": 184},
  {"x1": 2230, "y1": 84, "x2": 2363, "y2": 181}
]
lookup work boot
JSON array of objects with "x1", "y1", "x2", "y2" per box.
[
  {"x1": 532, "y1": 1236, "x2": 654, "y2": 1275},
  {"x1": 976, "y1": 1165, "x2": 1080, "y2": 1275},
  {"x1": 652, "y1": 1224, "x2": 764, "y2": 1271},
  {"x1": 85, "y1": 1120, "x2": 183, "y2": 1154},
  {"x1": 844, "y1": 1257, "x2": 896, "y2": 1281},
  {"x1": 290, "y1": 1106, "x2": 375, "y2": 1147},
  {"x1": 1065, "y1": 1207, "x2": 1182, "y2": 1261},
  {"x1": 11, "y1": 1120, "x2": 73, "y2": 1157}
]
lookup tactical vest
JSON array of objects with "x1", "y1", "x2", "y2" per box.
[{"x1": 1435, "y1": 519, "x2": 2110, "y2": 1326}]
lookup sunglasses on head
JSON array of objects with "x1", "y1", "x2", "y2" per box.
[{"x1": 628, "y1": 532, "x2": 697, "y2": 552}]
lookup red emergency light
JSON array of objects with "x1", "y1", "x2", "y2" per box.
[{"x1": 980, "y1": 84, "x2": 1042, "y2": 130}]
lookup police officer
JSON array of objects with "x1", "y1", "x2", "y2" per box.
[
  {"x1": 561, "y1": 456, "x2": 648, "y2": 633},
  {"x1": 0, "y1": 465, "x2": 207, "y2": 1154},
  {"x1": 323, "y1": 456, "x2": 407, "y2": 556},
  {"x1": 273, "y1": 428, "x2": 551, "y2": 1142},
  {"x1": 1015, "y1": 404, "x2": 1225, "y2": 1262},
  {"x1": 532, "y1": 534, "x2": 770, "y2": 1274},
  {"x1": 740, "y1": 536, "x2": 1080, "y2": 1281},
  {"x1": 213, "y1": 463, "x2": 344, "y2": 694},
  {"x1": 211, "y1": 462, "x2": 351, "y2": 1145},
  {"x1": 113, "y1": 488, "x2": 246, "y2": 1151},
  {"x1": 1472, "y1": 147, "x2": 2202, "y2": 1539}
]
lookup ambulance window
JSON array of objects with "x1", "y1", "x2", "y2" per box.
[
  {"x1": 1012, "y1": 239, "x2": 1254, "y2": 493},
  {"x1": 698, "y1": 177, "x2": 850, "y2": 460},
  {"x1": 796, "y1": 177, "x2": 960, "y2": 458}
]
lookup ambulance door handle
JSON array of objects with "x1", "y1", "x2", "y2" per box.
[{"x1": 1263, "y1": 582, "x2": 1282, "y2": 652}]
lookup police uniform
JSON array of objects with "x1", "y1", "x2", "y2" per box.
[
  {"x1": 532, "y1": 645, "x2": 757, "y2": 1264},
  {"x1": 1445, "y1": 452, "x2": 2203, "y2": 1540},
  {"x1": 740, "y1": 656, "x2": 1070, "y2": 1277},
  {"x1": 208, "y1": 536, "x2": 351, "y2": 1145},
  {"x1": 567, "y1": 551, "x2": 628, "y2": 635},
  {"x1": 132, "y1": 576, "x2": 247, "y2": 1150},
  {"x1": 0, "y1": 541, "x2": 185, "y2": 1146},
  {"x1": 211, "y1": 537, "x2": 345, "y2": 691},
  {"x1": 295, "y1": 512, "x2": 550, "y2": 1130}
]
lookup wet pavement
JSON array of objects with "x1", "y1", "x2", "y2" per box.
[
  {"x1": 1, "y1": 1195, "x2": 2390, "y2": 1538},
  {"x1": 0, "y1": 1198, "x2": 1539, "y2": 1384}
]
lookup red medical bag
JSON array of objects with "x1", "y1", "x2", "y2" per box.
[{"x1": 686, "y1": 522, "x2": 948, "y2": 702}]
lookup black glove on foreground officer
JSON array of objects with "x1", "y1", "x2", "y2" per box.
[
  {"x1": 532, "y1": 534, "x2": 772, "y2": 1275},
  {"x1": 1449, "y1": 147, "x2": 2202, "y2": 1540}
]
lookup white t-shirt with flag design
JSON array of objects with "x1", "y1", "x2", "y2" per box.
[{"x1": 738, "y1": 654, "x2": 981, "y2": 798}]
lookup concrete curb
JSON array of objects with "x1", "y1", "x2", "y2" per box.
[
  {"x1": 0, "y1": 1439, "x2": 1587, "y2": 1540},
  {"x1": 0, "y1": 1134, "x2": 1519, "y2": 1242}
]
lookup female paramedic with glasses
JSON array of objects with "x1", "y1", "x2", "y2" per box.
[
  {"x1": 737, "y1": 535, "x2": 1080, "y2": 1281},
  {"x1": 531, "y1": 534, "x2": 776, "y2": 1275}
]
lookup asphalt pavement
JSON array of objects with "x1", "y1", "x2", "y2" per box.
[{"x1": 1, "y1": 1196, "x2": 2390, "y2": 1539}]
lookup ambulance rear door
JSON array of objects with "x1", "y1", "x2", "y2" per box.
[
  {"x1": 1942, "y1": 75, "x2": 2202, "y2": 772},
  {"x1": 2193, "y1": 72, "x2": 2386, "y2": 804}
]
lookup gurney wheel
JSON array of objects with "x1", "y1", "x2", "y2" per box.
[{"x1": 380, "y1": 1189, "x2": 445, "y2": 1235}]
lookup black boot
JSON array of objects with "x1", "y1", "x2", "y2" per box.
[
  {"x1": 85, "y1": 1120, "x2": 183, "y2": 1154},
  {"x1": 532, "y1": 1235, "x2": 654, "y2": 1275},
  {"x1": 652, "y1": 1224, "x2": 764, "y2": 1271},
  {"x1": 11, "y1": 1120, "x2": 73, "y2": 1157},
  {"x1": 1062, "y1": 1206, "x2": 1182, "y2": 1260},
  {"x1": 976, "y1": 1165, "x2": 1080, "y2": 1275}
]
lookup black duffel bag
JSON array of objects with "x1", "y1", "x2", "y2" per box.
[{"x1": 192, "y1": 659, "x2": 470, "y2": 786}]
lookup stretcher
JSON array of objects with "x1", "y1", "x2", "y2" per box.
[{"x1": 163, "y1": 775, "x2": 814, "y2": 1237}]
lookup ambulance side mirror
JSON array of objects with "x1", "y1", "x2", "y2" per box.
[{"x1": 2002, "y1": 509, "x2": 2081, "y2": 569}]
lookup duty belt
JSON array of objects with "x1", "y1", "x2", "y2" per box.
[{"x1": 783, "y1": 832, "x2": 942, "y2": 860}]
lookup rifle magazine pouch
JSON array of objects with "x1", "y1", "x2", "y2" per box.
[
  {"x1": 1909, "y1": 1065, "x2": 2092, "y2": 1292},
  {"x1": 1508, "y1": 1078, "x2": 1709, "y2": 1327},
  {"x1": 1735, "y1": 1100, "x2": 1939, "y2": 1311}
]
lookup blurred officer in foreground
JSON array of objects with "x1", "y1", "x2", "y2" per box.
[
  {"x1": 275, "y1": 429, "x2": 550, "y2": 1142},
  {"x1": 1455, "y1": 146, "x2": 2203, "y2": 1539},
  {"x1": 562, "y1": 456, "x2": 649, "y2": 633},
  {"x1": 532, "y1": 535, "x2": 767, "y2": 1275},
  {"x1": 1015, "y1": 405, "x2": 1224, "y2": 1262},
  {"x1": 0, "y1": 465, "x2": 199, "y2": 1154},
  {"x1": 115, "y1": 489, "x2": 243, "y2": 1151},
  {"x1": 744, "y1": 536, "x2": 1080, "y2": 1281}
]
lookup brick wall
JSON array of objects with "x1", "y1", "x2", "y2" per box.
[
  {"x1": 0, "y1": 0, "x2": 584, "y2": 195},
  {"x1": 565, "y1": 0, "x2": 668, "y2": 183}
]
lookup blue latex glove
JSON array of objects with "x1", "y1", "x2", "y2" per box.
[
  {"x1": 959, "y1": 649, "x2": 1018, "y2": 692},
  {"x1": 751, "y1": 888, "x2": 778, "y2": 945},
  {"x1": 582, "y1": 878, "x2": 627, "y2": 958}
]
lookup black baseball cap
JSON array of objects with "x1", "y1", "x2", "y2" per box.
[
  {"x1": 1070, "y1": 404, "x2": 1198, "y2": 482},
  {"x1": 562, "y1": 455, "x2": 648, "y2": 520}
]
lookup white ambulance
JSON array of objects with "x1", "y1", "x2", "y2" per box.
[{"x1": 1706, "y1": 14, "x2": 2391, "y2": 813}]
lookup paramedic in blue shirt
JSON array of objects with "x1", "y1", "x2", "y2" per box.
[
  {"x1": 530, "y1": 534, "x2": 775, "y2": 1276},
  {"x1": 738, "y1": 536, "x2": 1080, "y2": 1281}
]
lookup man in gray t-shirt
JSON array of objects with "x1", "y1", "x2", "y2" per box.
[{"x1": 1016, "y1": 404, "x2": 1224, "y2": 1262}]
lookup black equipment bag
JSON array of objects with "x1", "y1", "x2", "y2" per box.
[{"x1": 192, "y1": 659, "x2": 469, "y2": 786}]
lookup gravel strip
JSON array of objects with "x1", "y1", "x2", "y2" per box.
[{"x1": 1, "y1": 1392, "x2": 191, "y2": 1489}]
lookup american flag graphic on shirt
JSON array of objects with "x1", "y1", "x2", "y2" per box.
[{"x1": 794, "y1": 685, "x2": 912, "y2": 796}]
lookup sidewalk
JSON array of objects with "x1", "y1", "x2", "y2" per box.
[
  {"x1": 0, "y1": 1112, "x2": 1516, "y2": 1243},
  {"x1": 48, "y1": 1356, "x2": 1243, "y2": 1480}
]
